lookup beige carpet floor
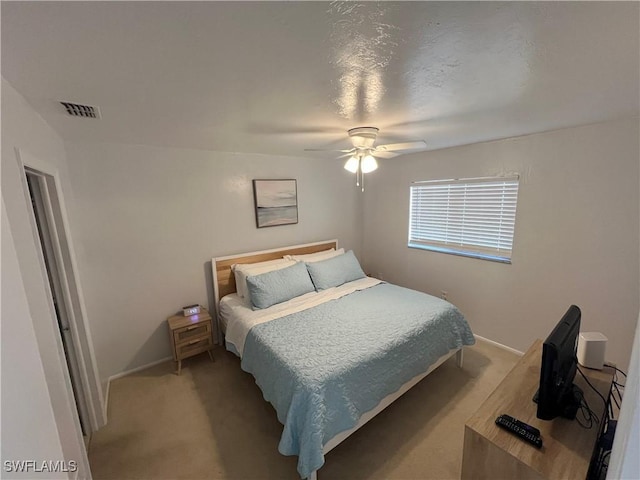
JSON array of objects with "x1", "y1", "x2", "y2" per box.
[{"x1": 89, "y1": 339, "x2": 519, "y2": 480}]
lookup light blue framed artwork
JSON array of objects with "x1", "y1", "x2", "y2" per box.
[{"x1": 253, "y1": 179, "x2": 298, "y2": 228}]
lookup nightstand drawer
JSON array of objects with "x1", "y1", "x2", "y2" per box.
[
  {"x1": 174, "y1": 321, "x2": 211, "y2": 344},
  {"x1": 176, "y1": 336, "x2": 212, "y2": 359}
]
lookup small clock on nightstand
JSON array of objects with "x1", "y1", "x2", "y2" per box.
[
  {"x1": 167, "y1": 307, "x2": 214, "y2": 375},
  {"x1": 182, "y1": 304, "x2": 201, "y2": 316}
]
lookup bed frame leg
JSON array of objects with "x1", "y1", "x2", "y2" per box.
[{"x1": 456, "y1": 348, "x2": 464, "y2": 368}]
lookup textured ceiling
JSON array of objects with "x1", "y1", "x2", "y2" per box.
[{"x1": 2, "y1": 1, "x2": 639, "y2": 157}]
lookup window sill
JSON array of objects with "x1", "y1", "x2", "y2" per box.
[{"x1": 408, "y1": 243, "x2": 512, "y2": 264}]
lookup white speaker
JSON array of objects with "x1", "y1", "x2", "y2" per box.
[{"x1": 577, "y1": 332, "x2": 608, "y2": 370}]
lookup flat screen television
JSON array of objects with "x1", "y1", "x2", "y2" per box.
[{"x1": 534, "y1": 305, "x2": 583, "y2": 420}]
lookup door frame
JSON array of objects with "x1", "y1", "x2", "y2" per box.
[
  {"x1": 26, "y1": 168, "x2": 93, "y2": 437},
  {"x1": 17, "y1": 148, "x2": 106, "y2": 432}
]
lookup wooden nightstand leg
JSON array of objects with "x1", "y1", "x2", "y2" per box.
[
  {"x1": 207, "y1": 349, "x2": 214, "y2": 362},
  {"x1": 177, "y1": 360, "x2": 182, "y2": 376}
]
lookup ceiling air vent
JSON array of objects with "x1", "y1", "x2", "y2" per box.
[{"x1": 60, "y1": 102, "x2": 101, "y2": 119}]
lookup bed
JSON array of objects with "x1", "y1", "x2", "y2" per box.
[{"x1": 212, "y1": 240, "x2": 475, "y2": 479}]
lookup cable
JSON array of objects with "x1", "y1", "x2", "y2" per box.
[
  {"x1": 611, "y1": 387, "x2": 621, "y2": 410},
  {"x1": 579, "y1": 362, "x2": 623, "y2": 480},
  {"x1": 610, "y1": 373, "x2": 625, "y2": 418},
  {"x1": 577, "y1": 365, "x2": 609, "y2": 412},
  {"x1": 588, "y1": 362, "x2": 622, "y2": 480},
  {"x1": 604, "y1": 363, "x2": 627, "y2": 378},
  {"x1": 575, "y1": 389, "x2": 598, "y2": 429},
  {"x1": 613, "y1": 367, "x2": 627, "y2": 378},
  {"x1": 576, "y1": 402, "x2": 595, "y2": 429}
]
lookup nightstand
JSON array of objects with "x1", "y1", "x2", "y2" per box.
[{"x1": 167, "y1": 308, "x2": 214, "y2": 375}]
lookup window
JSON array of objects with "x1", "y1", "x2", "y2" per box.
[{"x1": 408, "y1": 176, "x2": 519, "y2": 263}]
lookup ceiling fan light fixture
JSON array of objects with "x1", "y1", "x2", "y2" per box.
[
  {"x1": 361, "y1": 154, "x2": 378, "y2": 173},
  {"x1": 344, "y1": 156, "x2": 359, "y2": 173},
  {"x1": 307, "y1": 126, "x2": 425, "y2": 189}
]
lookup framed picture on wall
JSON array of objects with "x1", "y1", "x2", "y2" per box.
[{"x1": 253, "y1": 179, "x2": 298, "y2": 228}]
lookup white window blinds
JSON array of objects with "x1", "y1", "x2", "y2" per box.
[{"x1": 408, "y1": 176, "x2": 519, "y2": 263}]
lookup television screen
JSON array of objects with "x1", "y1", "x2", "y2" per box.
[{"x1": 535, "y1": 305, "x2": 583, "y2": 420}]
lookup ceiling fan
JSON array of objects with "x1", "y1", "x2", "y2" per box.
[{"x1": 305, "y1": 127, "x2": 427, "y2": 191}]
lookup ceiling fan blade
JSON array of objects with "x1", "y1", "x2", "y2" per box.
[
  {"x1": 373, "y1": 151, "x2": 400, "y2": 159},
  {"x1": 375, "y1": 141, "x2": 427, "y2": 152},
  {"x1": 304, "y1": 148, "x2": 354, "y2": 153}
]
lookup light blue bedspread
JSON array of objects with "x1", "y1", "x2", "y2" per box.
[{"x1": 241, "y1": 283, "x2": 475, "y2": 478}]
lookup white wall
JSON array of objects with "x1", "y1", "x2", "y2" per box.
[
  {"x1": 362, "y1": 118, "x2": 639, "y2": 371},
  {"x1": 63, "y1": 141, "x2": 362, "y2": 390},
  {"x1": 1, "y1": 78, "x2": 90, "y2": 477}
]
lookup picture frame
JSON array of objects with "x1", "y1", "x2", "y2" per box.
[{"x1": 252, "y1": 179, "x2": 298, "y2": 228}]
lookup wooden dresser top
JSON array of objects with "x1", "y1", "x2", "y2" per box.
[{"x1": 466, "y1": 339, "x2": 614, "y2": 480}]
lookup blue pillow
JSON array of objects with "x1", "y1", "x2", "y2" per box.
[
  {"x1": 305, "y1": 250, "x2": 366, "y2": 291},
  {"x1": 246, "y1": 262, "x2": 315, "y2": 310}
]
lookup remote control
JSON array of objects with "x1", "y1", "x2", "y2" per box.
[
  {"x1": 495, "y1": 414, "x2": 543, "y2": 448},
  {"x1": 500, "y1": 414, "x2": 541, "y2": 437}
]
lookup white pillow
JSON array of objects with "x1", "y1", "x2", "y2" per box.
[
  {"x1": 232, "y1": 258, "x2": 296, "y2": 299},
  {"x1": 285, "y1": 248, "x2": 344, "y2": 263}
]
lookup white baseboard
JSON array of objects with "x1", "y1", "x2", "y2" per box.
[
  {"x1": 103, "y1": 381, "x2": 110, "y2": 421},
  {"x1": 103, "y1": 356, "x2": 173, "y2": 421},
  {"x1": 474, "y1": 334, "x2": 524, "y2": 356}
]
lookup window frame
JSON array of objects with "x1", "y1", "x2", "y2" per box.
[{"x1": 408, "y1": 175, "x2": 519, "y2": 264}]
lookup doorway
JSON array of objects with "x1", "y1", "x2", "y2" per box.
[{"x1": 24, "y1": 168, "x2": 92, "y2": 443}]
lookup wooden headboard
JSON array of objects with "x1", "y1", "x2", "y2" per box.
[{"x1": 211, "y1": 239, "x2": 338, "y2": 326}]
